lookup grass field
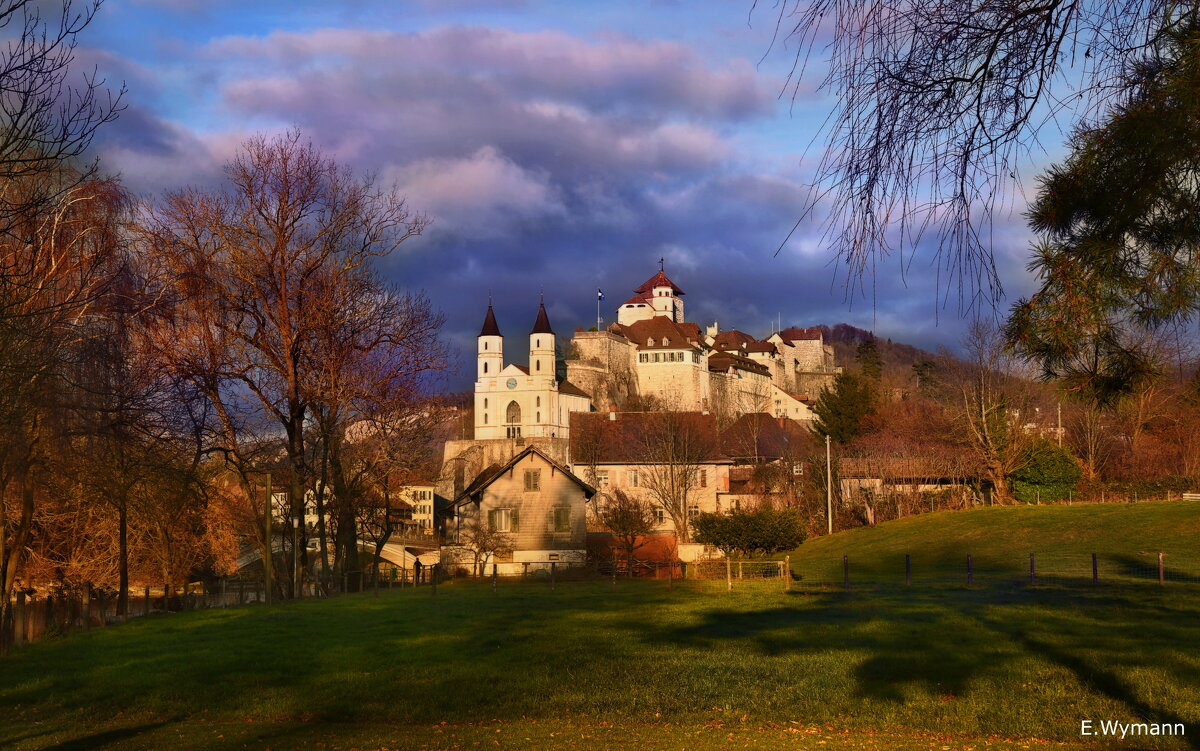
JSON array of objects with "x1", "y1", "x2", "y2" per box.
[
  {"x1": 2, "y1": 502, "x2": 1199, "y2": 751},
  {"x1": 789, "y1": 500, "x2": 1200, "y2": 585}
]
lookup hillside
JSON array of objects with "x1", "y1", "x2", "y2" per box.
[
  {"x1": 818, "y1": 322, "x2": 941, "y2": 382},
  {"x1": 789, "y1": 501, "x2": 1200, "y2": 585}
]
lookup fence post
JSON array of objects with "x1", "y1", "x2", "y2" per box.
[
  {"x1": 668, "y1": 558, "x2": 674, "y2": 590},
  {"x1": 550, "y1": 562, "x2": 557, "y2": 591},
  {"x1": 492, "y1": 563, "x2": 497, "y2": 593},
  {"x1": 1029, "y1": 553, "x2": 1036, "y2": 586},
  {"x1": 611, "y1": 551, "x2": 617, "y2": 592},
  {"x1": 431, "y1": 564, "x2": 438, "y2": 596},
  {"x1": 967, "y1": 554, "x2": 974, "y2": 586},
  {"x1": 1158, "y1": 552, "x2": 1164, "y2": 585},
  {"x1": 738, "y1": 561, "x2": 743, "y2": 580},
  {"x1": 1092, "y1": 553, "x2": 1099, "y2": 585},
  {"x1": 14, "y1": 592, "x2": 26, "y2": 646},
  {"x1": 145, "y1": 586, "x2": 151, "y2": 616},
  {"x1": 905, "y1": 554, "x2": 911, "y2": 586},
  {"x1": 783, "y1": 556, "x2": 790, "y2": 592},
  {"x1": 82, "y1": 585, "x2": 91, "y2": 631},
  {"x1": 843, "y1": 555, "x2": 849, "y2": 588},
  {"x1": 726, "y1": 558, "x2": 732, "y2": 592},
  {"x1": 97, "y1": 589, "x2": 106, "y2": 626}
]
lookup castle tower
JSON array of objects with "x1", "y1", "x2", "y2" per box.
[
  {"x1": 478, "y1": 304, "x2": 503, "y2": 380},
  {"x1": 529, "y1": 301, "x2": 555, "y2": 378},
  {"x1": 618, "y1": 267, "x2": 685, "y2": 325}
]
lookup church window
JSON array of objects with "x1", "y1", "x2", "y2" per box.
[
  {"x1": 484, "y1": 398, "x2": 488, "y2": 409},
  {"x1": 483, "y1": 362, "x2": 488, "y2": 374},
  {"x1": 536, "y1": 411, "x2": 540, "y2": 422},
  {"x1": 506, "y1": 401, "x2": 521, "y2": 424},
  {"x1": 484, "y1": 342, "x2": 489, "y2": 350},
  {"x1": 536, "y1": 360, "x2": 541, "y2": 371},
  {"x1": 536, "y1": 396, "x2": 541, "y2": 407},
  {"x1": 483, "y1": 413, "x2": 488, "y2": 424}
]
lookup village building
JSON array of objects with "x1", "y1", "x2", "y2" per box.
[{"x1": 442, "y1": 445, "x2": 596, "y2": 575}]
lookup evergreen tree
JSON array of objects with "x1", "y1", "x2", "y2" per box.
[
  {"x1": 811, "y1": 372, "x2": 875, "y2": 444},
  {"x1": 1006, "y1": 22, "x2": 1200, "y2": 403},
  {"x1": 856, "y1": 336, "x2": 882, "y2": 381}
]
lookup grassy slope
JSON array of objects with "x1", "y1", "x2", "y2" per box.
[
  {"x1": 789, "y1": 500, "x2": 1200, "y2": 584},
  {"x1": 3, "y1": 502, "x2": 1199, "y2": 750}
]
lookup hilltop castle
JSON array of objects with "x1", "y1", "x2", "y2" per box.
[{"x1": 440, "y1": 267, "x2": 840, "y2": 493}]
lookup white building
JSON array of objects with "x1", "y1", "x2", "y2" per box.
[{"x1": 473, "y1": 301, "x2": 592, "y2": 442}]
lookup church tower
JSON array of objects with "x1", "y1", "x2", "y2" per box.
[
  {"x1": 529, "y1": 301, "x2": 555, "y2": 379},
  {"x1": 478, "y1": 304, "x2": 503, "y2": 380}
]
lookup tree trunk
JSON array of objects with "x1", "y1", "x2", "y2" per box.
[{"x1": 117, "y1": 502, "x2": 128, "y2": 618}]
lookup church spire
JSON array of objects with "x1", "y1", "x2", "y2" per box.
[
  {"x1": 531, "y1": 301, "x2": 554, "y2": 335},
  {"x1": 479, "y1": 304, "x2": 501, "y2": 337}
]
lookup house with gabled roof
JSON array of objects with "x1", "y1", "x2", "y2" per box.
[{"x1": 442, "y1": 445, "x2": 596, "y2": 575}]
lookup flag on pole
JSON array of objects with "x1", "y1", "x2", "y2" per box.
[{"x1": 597, "y1": 288, "x2": 604, "y2": 301}]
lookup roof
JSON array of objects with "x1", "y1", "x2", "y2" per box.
[
  {"x1": 453, "y1": 445, "x2": 596, "y2": 506},
  {"x1": 616, "y1": 317, "x2": 703, "y2": 351},
  {"x1": 531, "y1": 302, "x2": 554, "y2": 335},
  {"x1": 776, "y1": 327, "x2": 823, "y2": 344},
  {"x1": 570, "y1": 411, "x2": 723, "y2": 464},
  {"x1": 838, "y1": 455, "x2": 983, "y2": 480},
  {"x1": 479, "y1": 305, "x2": 501, "y2": 337},
  {"x1": 634, "y1": 270, "x2": 684, "y2": 295},
  {"x1": 557, "y1": 379, "x2": 592, "y2": 399},
  {"x1": 707, "y1": 352, "x2": 771, "y2": 376},
  {"x1": 621, "y1": 290, "x2": 653, "y2": 306},
  {"x1": 720, "y1": 414, "x2": 812, "y2": 460}
]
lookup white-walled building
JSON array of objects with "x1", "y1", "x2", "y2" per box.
[{"x1": 473, "y1": 302, "x2": 592, "y2": 442}]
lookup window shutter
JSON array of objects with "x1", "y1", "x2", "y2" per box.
[
  {"x1": 510, "y1": 508, "x2": 520, "y2": 533},
  {"x1": 488, "y1": 509, "x2": 497, "y2": 531}
]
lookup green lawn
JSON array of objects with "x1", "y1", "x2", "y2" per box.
[
  {"x1": 3, "y1": 501, "x2": 1199, "y2": 750},
  {"x1": 789, "y1": 500, "x2": 1200, "y2": 585}
]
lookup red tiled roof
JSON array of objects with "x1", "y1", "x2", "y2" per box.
[
  {"x1": 617, "y1": 317, "x2": 703, "y2": 351},
  {"x1": 720, "y1": 414, "x2": 812, "y2": 460},
  {"x1": 711, "y1": 330, "x2": 756, "y2": 350},
  {"x1": 622, "y1": 290, "x2": 653, "y2": 306},
  {"x1": 776, "y1": 327, "x2": 823, "y2": 343},
  {"x1": 634, "y1": 270, "x2": 685, "y2": 295},
  {"x1": 707, "y1": 352, "x2": 770, "y2": 376},
  {"x1": 570, "y1": 411, "x2": 722, "y2": 464}
]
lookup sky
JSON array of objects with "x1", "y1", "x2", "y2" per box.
[{"x1": 80, "y1": 0, "x2": 1047, "y2": 388}]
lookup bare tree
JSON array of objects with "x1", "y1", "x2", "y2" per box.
[
  {"x1": 139, "y1": 131, "x2": 430, "y2": 598},
  {"x1": 757, "y1": 0, "x2": 1194, "y2": 303},
  {"x1": 456, "y1": 516, "x2": 511, "y2": 578},
  {"x1": 636, "y1": 412, "x2": 716, "y2": 543},
  {"x1": 598, "y1": 489, "x2": 657, "y2": 573}
]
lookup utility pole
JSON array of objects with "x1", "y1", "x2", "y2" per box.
[
  {"x1": 263, "y1": 473, "x2": 273, "y2": 606},
  {"x1": 825, "y1": 434, "x2": 833, "y2": 535}
]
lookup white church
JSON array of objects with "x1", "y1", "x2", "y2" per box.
[{"x1": 473, "y1": 301, "x2": 592, "y2": 441}]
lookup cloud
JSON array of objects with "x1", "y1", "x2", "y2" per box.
[{"x1": 386, "y1": 146, "x2": 564, "y2": 238}]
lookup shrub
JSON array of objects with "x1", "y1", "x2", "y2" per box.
[
  {"x1": 1010, "y1": 439, "x2": 1082, "y2": 504},
  {"x1": 693, "y1": 507, "x2": 806, "y2": 557}
]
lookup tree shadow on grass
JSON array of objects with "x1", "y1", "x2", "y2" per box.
[{"x1": 34, "y1": 720, "x2": 175, "y2": 750}]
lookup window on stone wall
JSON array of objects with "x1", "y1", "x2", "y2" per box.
[
  {"x1": 627, "y1": 469, "x2": 639, "y2": 487},
  {"x1": 654, "y1": 507, "x2": 665, "y2": 524},
  {"x1": 688, "y1": 504, "x2": 700, "y2": 518},
  {"x1": 595, "y1": 470, "x2": 609, "y2": 488}
]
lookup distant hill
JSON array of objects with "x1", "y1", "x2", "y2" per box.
[{"x1": 812, "y1": 323, "x2": 942, "y2": 382}]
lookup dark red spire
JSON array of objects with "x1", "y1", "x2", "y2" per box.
[
  {"x1": 531, "y1": 302, "x2": 554, "y2": 335},
  {"x1": 479, "y1": 305, "x2": 501, "y2": 337}
]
